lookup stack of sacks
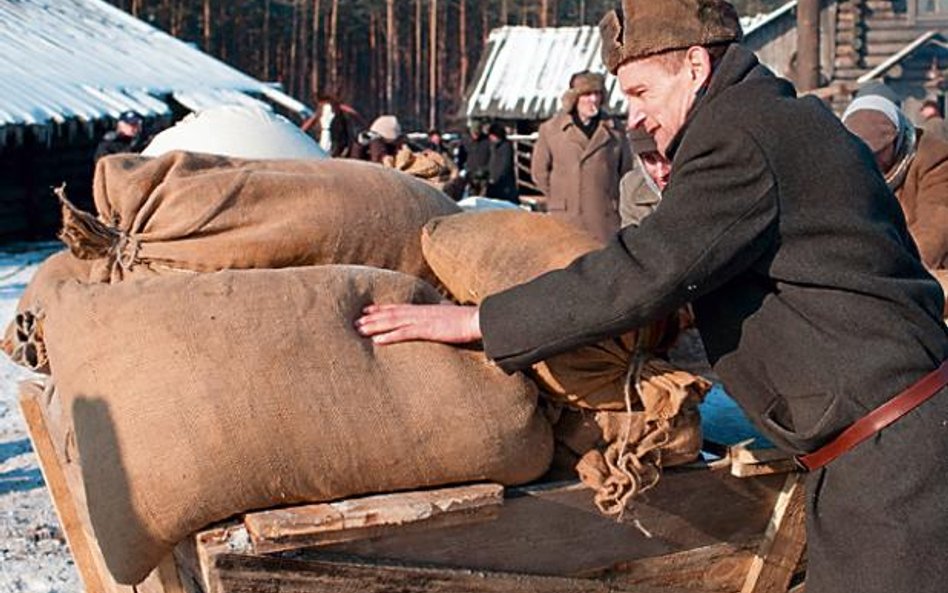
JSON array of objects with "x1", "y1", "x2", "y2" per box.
[
  {"x1": 421, "y1": 210, "x2": 711, "y2": 516},
  {"x1": 5, "y1": 151, "x2": 554, "y2": 585}
]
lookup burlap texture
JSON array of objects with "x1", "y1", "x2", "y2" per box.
[
  {"x1": 60, "y1": 151, "x2": 460, "y2": 284},
  {"x1": 552, "y1": 358, "x2": 708, "y2": 516},
  {"x1": 2, "y1": 251, "x2": 95, "y2": 373},
  {"x1": 421, "y1": 210, "x2": 679, "y2": 409},
  {"x1": 42, "y1": 266, "x2": 552, "y2": 585}
]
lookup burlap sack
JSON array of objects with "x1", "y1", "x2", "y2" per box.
[
  {"x1": 552, "y1": 358, "x2": 709, "y2": 516},
  {"x1": 42, "y1": 266, "x2": 552, "y2": 585},
  {"x1": 2, "y1": 251, "x2": 95, "y2": 373},
  {"x1": 421, "y1": 210, "x2": 680, "y2": 409},
  {"x1": 59, "y1": 151, "x2": 460, "y2": 284}
]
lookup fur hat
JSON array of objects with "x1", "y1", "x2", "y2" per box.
[
  {"x1": 628, "y1": 128, "x2": 658, "y2": 155},
  {"x1": 599, "y1": 0, "x2": 743, "y2": 74},
  {"x1": 561, "y1": 71, "x2": 606, "y2": 113}
]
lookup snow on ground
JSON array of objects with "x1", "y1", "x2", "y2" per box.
[{"x1": 0, "y1": 243, "x2": 80, "y2": 593}]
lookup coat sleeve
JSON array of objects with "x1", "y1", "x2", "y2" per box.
[
  {"x1": 530, "y1": 129, "x2": 553, "y2": 197},
  {"x1": 908, "y1": 143, "x2": 948, "y2": 269},
  {"x1": 481, "y1": 124, "x2": 779, "y2": 372}
]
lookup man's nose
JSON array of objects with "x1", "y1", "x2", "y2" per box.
[{"x1": 626, "y1": 108, "x2": 646, "y2": 131}]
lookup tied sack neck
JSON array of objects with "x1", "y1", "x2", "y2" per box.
[{"x1": 55, "y1": 185, "x2": 140, "y2": 280}]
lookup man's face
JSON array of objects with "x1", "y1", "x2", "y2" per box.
[
  {"x1": 117, "y1": 120, "x2": 141, "y2": 138},
  {"x1": 639, "y1": 151, "x2": 672, "y2": 190},
  {"x1": 618, "y1": 49, "x2": 707, "y2": 155},
  {"x1": 920, "y1": 105, "x2": 939, "y2": 121},
  {"x1": 576, "y1": 91, "x2": 603, "y2": 120},
  {"x1": 430, "y1": 133, "x2": 442, "y2": 145}
]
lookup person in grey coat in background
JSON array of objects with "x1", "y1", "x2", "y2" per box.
[
  {"x1": 619, "y1": 128, "x2": 670, "y2": 227},
  {"x1": 357, "y1": 3, "x2": 948, "y2": 592}
]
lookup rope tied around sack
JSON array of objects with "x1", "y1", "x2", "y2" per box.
[
  {"x1": 591, "y1": 336, "x2": 672, "y2": 519},
  {"x1": 55, "y1": 185, "x2": 141, "y2": 275}
]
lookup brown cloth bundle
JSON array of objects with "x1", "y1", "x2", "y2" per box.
[
  {"x1": 41, "y1": 265, "x2": 553, "y2": 585},
  {"x1": 59, "y1": 151, "x2": 460, "y2": 284},
  {"x1": 554, "y1": 359, "x2": 708, "y2": 516},
  {"x1": 383, "y1": 146, "x2": 464, "y2": 201},
  {"x1": 421, "y1": 210, "x2": 682, "y2": 409},
  {"x1": 2, "y1": 251, "x2": 94, "y2": 373}
]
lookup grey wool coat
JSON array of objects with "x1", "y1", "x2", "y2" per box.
[
  {"x1": 531, "y1": 111, "x2": 632, "y2": 242},
  {"x1": 481, "y1": 45, "x2": 948, "y2": 593}
]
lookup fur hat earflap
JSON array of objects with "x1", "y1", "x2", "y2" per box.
[{"x1": 599, "y1": 0, "x2": 743, "y2": 74}]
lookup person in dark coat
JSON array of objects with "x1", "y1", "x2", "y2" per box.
[
  {"x1": 458, "y1": 121, "x2": 491, "y2": 196},
  {"x1": 94, "y1": 110, "x2": 145, "y2": 162},
  {"x1": 485, "y1": 123, "x2": 519, "y2": 204},
  {"x1": 356, "y1": 3, "x2": 948, "y2": 592}
]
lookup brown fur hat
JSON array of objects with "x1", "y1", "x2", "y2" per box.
[
  {"x1": 561, "y1": 71, "x2": 606, "y2": 113},
  {"x1": 599, "y1": 0, "x2": 743, "y2": 74}
]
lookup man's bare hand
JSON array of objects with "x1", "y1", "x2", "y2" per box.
[{"x1": 355, "y1": 304, "x2": 482, "y2": 345}]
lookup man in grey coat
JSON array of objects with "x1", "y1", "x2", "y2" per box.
[{"x1": 357, "y1": 2, "x2": 948, "y2": 591}]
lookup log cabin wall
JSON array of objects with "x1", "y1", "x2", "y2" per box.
[
  {"x1": 0, "y1": 123, "x2": 101, "y2": 241},
  {"x1": 833, "y1": 0, "x2": 948, "y2": 84}
]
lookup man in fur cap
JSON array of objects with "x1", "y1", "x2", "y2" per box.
[
  {"x1": 531, "y1": 70, "x2": 632, "y2": 241},
  {"x1": 357, "y1": 3, "x2": 948, "y2": 591}
]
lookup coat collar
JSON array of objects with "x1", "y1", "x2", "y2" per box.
[
  {"x1": 550, "y1": 110, "x2": 623, "y2": 159},
  {"x1": 664, "y1": 44, "x2": 787, "y2": 161}
]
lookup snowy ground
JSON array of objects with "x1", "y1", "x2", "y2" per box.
[{"x1": 0, "y1": 243, "x2": 80, "y2": 593}]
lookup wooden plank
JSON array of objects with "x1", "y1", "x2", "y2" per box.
[
  {"x1": 20, "y1": 381, "x2": 180, "y2": 593},
  {"x1": 731, "y1": 459, "x2": 799, "y2": 478},
  {"x1": 19, "y1": 381, "x2": 112, "y2": 593},
  {"x1": 316, "y1": 469, "x2": 787, "y2": 576},
  {"x1": 243, "y1": 483, "x2": 503, "y2": 554},
  {"x1": 589, "y1": 540, "x2": 762, "y2": 593},
  {"x1": 740, "y1": 474, "x2": 807, "y2": 593},
  {"x1": 207, "y1": 553, "x2": 699, "y2": 593}
]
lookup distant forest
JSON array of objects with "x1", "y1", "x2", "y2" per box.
[{"x1": 105, "y1": 0, "x2": 785, "y2": 130}]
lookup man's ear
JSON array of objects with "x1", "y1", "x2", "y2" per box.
[{"x1": 685, "y1": 46, "x2": 713, "y2": 89}]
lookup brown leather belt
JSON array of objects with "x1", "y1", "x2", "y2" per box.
[{"x1": 796, "y1": 359, "x2": 948, "y2": 472}]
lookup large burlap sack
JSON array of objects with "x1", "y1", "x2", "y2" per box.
[
  {"x1": 2, "y1": 251, "x2": 95, "y2": 373},
  {"x1": 41, "y1": 265, "x2": 552, "y2": 585},
  {"x1": 59, "y1": 151, "x2": 460, "y2": 284},
  {"x1": 421, "y1": 210, "x2": 681, "y2": 410}
]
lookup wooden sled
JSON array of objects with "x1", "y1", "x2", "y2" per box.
[{"x1": 19, "y1": 380, "x2": 806, "y2": 593}]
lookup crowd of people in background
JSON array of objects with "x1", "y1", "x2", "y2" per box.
[{"x1": 91, "y1": 78, "x2": 947, "y2": 298}]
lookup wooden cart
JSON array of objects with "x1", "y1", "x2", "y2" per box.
[{"x1": 19, "y1": 380, "x2": 806, "y2": 593}]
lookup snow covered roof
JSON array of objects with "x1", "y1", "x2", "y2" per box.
[
  {"x1": 464, "y1": 3, "x2": 799, "y2": 121},
  {"x1": 0, "y1": 0, "x2": 309, "y2": 145}
]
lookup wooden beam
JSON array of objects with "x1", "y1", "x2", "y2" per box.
[
  {"x1": 740, "y1": 474, "x2": 807, "y2": 593},
  {"x1": 207, "y1": 553, "x2": 699, "y2": 593},
  {"x1": 20, "y1": 381, "x2": 184, "y2": 593},
  {"x1": 19, "y1": 381, "x2": 112, "y2": 593},
  {"x1": 590, "y1": 540, "x2": 761, "y2": 593},
  {"x1": 243, "y1": 483, "x2": 503, "y2": 554}
]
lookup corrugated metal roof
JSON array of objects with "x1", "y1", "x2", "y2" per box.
[
  {"x1": 464, "y1": 5, "x2": 796, "y2": 121},
  {"x1": 0, "y1": 0, "x2": 308, "y2": 142}
]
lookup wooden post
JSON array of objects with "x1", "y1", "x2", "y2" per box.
[
  {"x1": 740, "y1": 474, "x2": 807, "y2": 593},
  {"x1": 797, "y1": 0, "x2": 821, "y2": 91}
]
